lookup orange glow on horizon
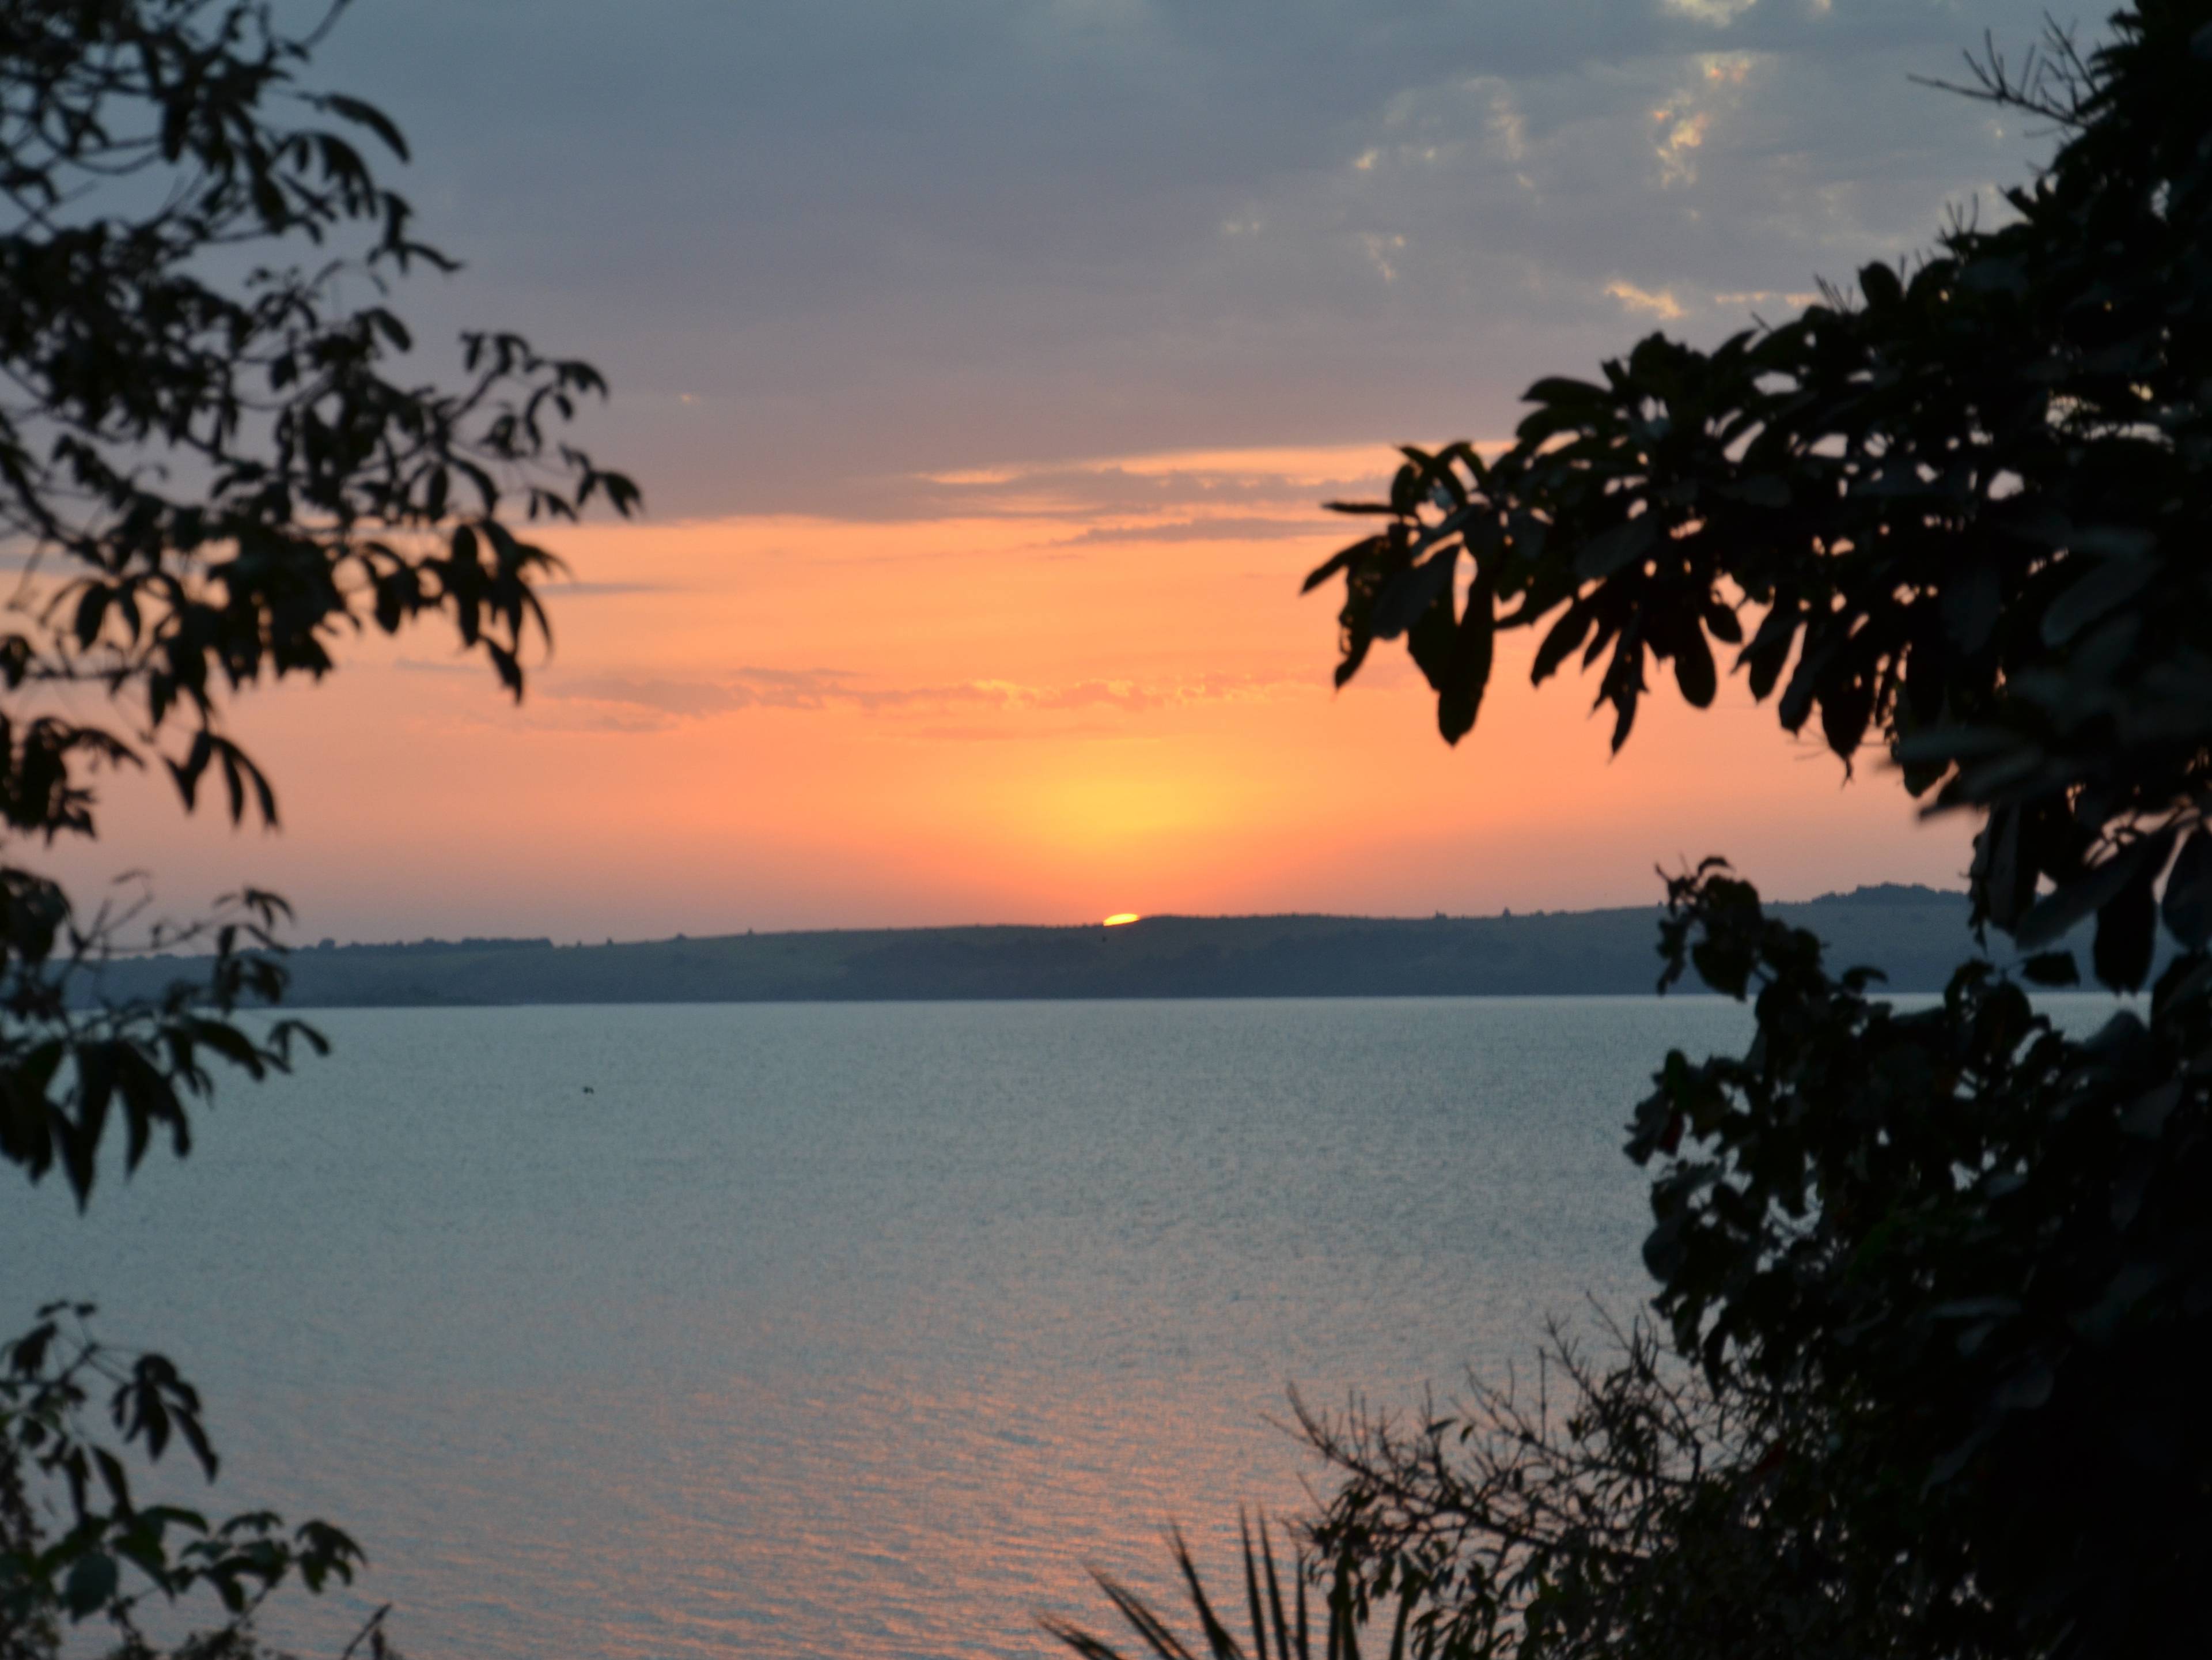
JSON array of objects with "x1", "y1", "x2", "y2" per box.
[{"x1": 44, "y1": 444, "x2": 1976, "y2": 941}]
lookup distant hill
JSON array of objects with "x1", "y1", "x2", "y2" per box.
[{"x1": 74, "y1": 884, "x2": 2111, "y2": 1009}]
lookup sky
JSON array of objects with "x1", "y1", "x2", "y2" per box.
[{"x1": 61, "y1": 0, "x2": 2069, "y2": 943}]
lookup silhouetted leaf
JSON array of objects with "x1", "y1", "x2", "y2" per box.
[
  {"x1": 2041, "y1": 557, "x2": 2156, "y2": 645},
  {"x1": 1574, "y1": 517, "x2": 1657, "y2": 580},
  {"x1": 2161, "y1": 830, "x2": 2212, "y2": 949},
  {"x1": 2018, "y1": 829, "x2": 2175, "y2": 950},
  {"x1": 1859, "y1": 260, "x2": 1903, "y2": 307},
  {"x1": 1672, "y1": 629, "x2": 1717, "y2": 709},
  {"x1": 2094, "y1": 856, "x2": 2161, "y2": 991},
  {"x1": 1719, "y1": 475, "x2": 1790, "y2": 508},
  {"x1": 1532, "y1": 602, "x2": 1592, "y2": 685},
  {"x1": 63, "y1": 1551, "x2": 117, "y2": 1617},
  {"x1": 1372, "y1": 554, "x2": 1454, "y2": 641}
]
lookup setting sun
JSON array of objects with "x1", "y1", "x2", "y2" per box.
[{"x1": 1102, "y1": 913, "x2": 1141, "y2": 927}]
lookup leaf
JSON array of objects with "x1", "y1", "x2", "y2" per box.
[
  {"x1": 2016, "y1": 829, "x2": 2175, "y2": 950},
  {"x1": 1858, "y1": 261, "x2": 1903, "y2": 308},
  {"x1": 1990, "y1": 1358, "x2": 2054, "y2": 1413},
  {"x1": 73, "y1": 584, "x2": 111, "y2": 648},
  {"x1": 1370, "y1": 553, "x2": 1455, "y2": 641},
  {"x1": 2040, "y1": 557, "x2": 2156, "y2": 646},
  {"x1": 2161, "y1": 829, "x2": 2212, "y2": 948},
  {"x1": 2020, "y1": 951, "x2": 2079, "y2": 986},
  {"x1": 1740, "y1": 604, "x2": 1798, "y2": 701},
  {"x1": 1819, "y1": 671, "x2": 1874, "y2": 759},
  {"x1": 1941, "y1": 558, "x2": 2002, "y2": 655},
  {"x1": 1892, "y1": 725, "x2": 2020, "y2": 767},
  {"x1": 1573, "y1": 517, "x2": 1657, "y2": 580},
  {"x1": 2069, "y1": 525, "x2": 2156, "y2": 559},
  {"x1": 1718, "y1": 475, "x2": 1790, "y2": 508},
  {"x1": 1406, "y1": 580, "x2": 1459, "y2": 690},
  {"x1": 1775, "y1": 637, "x2": 1830, "y2": 733},
  {"x1": 1605, "y1": 655, "x2": 1642, "y2": 753},
  {"x1": 63, "y1": 1551, "x2": 118, "y2": 1618},
  {"x1": 1388, "y1": 462, "x2": 1422, "y2": 515},
  {"x1": 317, "y1": 93, "x2": 411, "y2": 161},
  {"x1": 1302, "y1": 535, "x2": 1382, "y2": 593},
  {"x1": 1532, "y1": 603, "x2": 1592, "y2": 684},
  {"x1": 2121, "y1": 1083, "x2": 2181, "y2": 1139},
  {"x1": 1522, "y1": 375, "x2": 1609, "y2": 406},
  {"x1": 1974, "y1": 807, "x2": 2033, "y2": 932},
  {"x1": 1672, "y1": 628, "x2": 1717, "y2": 709},
  {"x1": 93, "y1": 1446, "x2": 132, "y2": 1511},
  {"x1": 2093, "y1": 851, "x2": 2162, "y2": 992},
  {"x1": 65, "y1": 1041, "x2": 117, "y2": 1208},
  {"x1": 1435, "y1": 576, "x2": 1496, "y2": 744}
]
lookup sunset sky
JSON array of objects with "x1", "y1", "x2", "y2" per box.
[{"x1": 65, "y1": 0, "x2": 2060, "y2": 943}]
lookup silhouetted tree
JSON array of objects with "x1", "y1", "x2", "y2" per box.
[
  {"x1": 1, "y1": 1, "x2": 633, "y2": 1649},
  {"x1": 1060, "y1": 3, "x2": 2212, "y2": 1657}
]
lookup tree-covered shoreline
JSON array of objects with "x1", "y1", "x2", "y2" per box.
[{"x1": 77, "y1": 886, "x2": 2085, "y2": 1008}]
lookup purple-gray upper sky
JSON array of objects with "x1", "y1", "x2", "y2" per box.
[{"x1": 320, "y1": 0, "x2": 2063, "y2": 519}]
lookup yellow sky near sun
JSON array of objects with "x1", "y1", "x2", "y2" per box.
[{"x1": 46, "y1": 445, "x2": 1974, "y2": 942}]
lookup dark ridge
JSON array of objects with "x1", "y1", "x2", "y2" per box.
[{"x1": 71, "y1": 884, "x2": 2113, "y2": 1009}]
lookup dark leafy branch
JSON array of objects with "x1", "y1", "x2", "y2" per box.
[
  {"x1": 1, "y1": 0, "x2": 638, "y2": 1208},
  {"x1": 1040, "y1": 1516, "x2": 1372, "y2": 1660},
  {"x1": 1627, "y1": 861, "x2": 2212, "y2": 1659},
  {"x1": 1307, "y1": 0, "x2": 2212, "y2": 987},
  {"x1": 1, "y1": 1304, "x2": 363, "y2": 1650},
  {"x1": 1294, "y1": 1313, "x2": 2008, "y2": 1660},
  {"x1": 3, "y1": 5, "x2": 634, "y2": 1655}
]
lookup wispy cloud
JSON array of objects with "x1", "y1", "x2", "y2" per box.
[
  {"x1": 1051, "y1": 515, "x2": 1340, "y2": 547},
  {"x1": 800, "y1": 443, "x2": 1406, "y2": 527},
  {"x1": 1713, "y1": 288, "x2": 1822, "y2": 311},
  {"x1": 530, "y1": 666, "x2": 1309, "y2": 731},
  {"x1": 540, "y1": 581, "x2": 671, "y2": 599},
  {"x1": 1664, "y1": 0, "x2": 1763, "y2": 27},
  {"x1": 1605, "y1": 279, "x2": 1685, "y2": 321}
]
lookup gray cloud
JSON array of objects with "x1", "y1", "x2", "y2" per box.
[
  {"x1": 862, "y1": 453, "x2": 1397, "y2": 523},
  {"x1": 533, "y1": 665, "x2": 1301, "y2": 727},
  {"x1": 1050, "y1": 515, "x2": 1336, "y2": 545},
  {"x1": 319, "y1": 0, "x2": 2061, "y2": 517}
]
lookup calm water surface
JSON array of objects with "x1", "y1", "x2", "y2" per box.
[{"x1": 12, "y1": 996, "x2": 1828, "y2": 1656}]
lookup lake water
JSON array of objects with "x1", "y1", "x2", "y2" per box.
[{"x1": 10, "y1": 993, "x2": 2034, "y2": 1657}]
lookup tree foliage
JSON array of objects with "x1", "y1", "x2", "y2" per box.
[
  {"x1": 1, "y1": 0, "x2": 636, "y2": 1211},
  {"x1": 1308, "y1": 0, "x2": 2211, "y2": 988},
  {"x1": 1041, "y1": 1517, "x2": 1372, "y2": 1660},
  {"x1": 1296, "y1": 1317, "x2": 1993, "y2": 1660},
  {"x1": 0, "y1": 1304, "x2": 382, "y2": 1659},
  {"x1": 3, "y1": 2, "x2": 632, "y2": 1651},
  {"x1": 1062, "y1": 3, "x2": 2212, "y2": 1658}
]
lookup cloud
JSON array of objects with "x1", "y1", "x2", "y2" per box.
[
  {"x1": 1654, "y1": 108, "x2": 1711, "y2": 187},
  {"x1": 1605, "y1": 280, "x2": 1685, "y2": 321},
  {"x1": 1713, "y1": 288, "x2": 1823, "y2": 310},
  {"x1": 316, "y1": 0, "x2": 2063, "y2": 517},
  {"x1": 532, "y1": 666, "x2": 1306, "y2": 730},
  {"x1": 1051, "y1": 515, "x2": 1342, "y2": 546},
  {"x1": 805, "y1": 442, "x2": 1407, "y2": 525},
  {"x1": 1664, "y1": 0, "x2": 1763, "y2": 25}
]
